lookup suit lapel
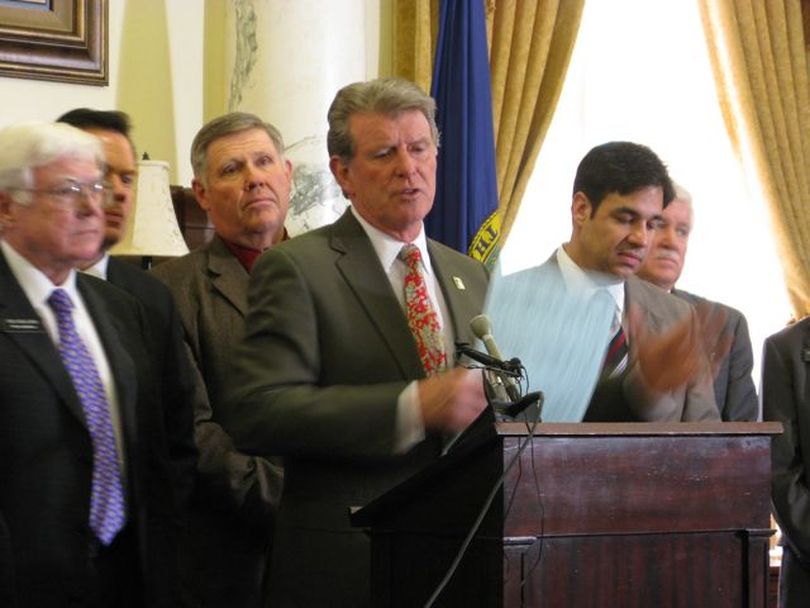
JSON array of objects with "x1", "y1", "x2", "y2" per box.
[
  {"x1": 428, "y1": 240, "x2": 478, "y2": 348},
  {"x1": 206, "y1": 235, "x2": 250, "y2": 318},
  {"x1": 330, "y1": 211, "x2": 424, "y2": 379},
  {"x1": 625, "y1": 276, "x2": 667, "y2": 333},
  {"x1": 0, "y1": 252, "x2": 88, "y2": 425}
]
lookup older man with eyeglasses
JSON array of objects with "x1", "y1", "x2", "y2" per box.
[{"x1": 0, "y1": 121, "x2": 176, "y2": 607}]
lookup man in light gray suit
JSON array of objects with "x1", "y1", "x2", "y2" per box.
[
  {"x1": 637, "y1": 183, "x2": 758, "y2": 421},
  {"x1": 547, "y1": 141, "x2": 719, "y2": 421},
  {"x1": 151, "y1": 113, "x2": 286, "y2": 608},
  {"x1": 224, "y1": 78, "x2": 490, "y2": 607}
]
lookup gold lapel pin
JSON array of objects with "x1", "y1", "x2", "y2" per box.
[{"x1": 453, "y1": 276, "x2": 466, "y2": 290}]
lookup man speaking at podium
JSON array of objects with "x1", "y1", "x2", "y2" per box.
[{"x1": 224, "y1": 78, "x2": 490, "y2": 606}]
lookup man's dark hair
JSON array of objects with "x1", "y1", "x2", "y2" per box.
[
  {"x1": 57, "y1": 108, "x2": 132, "y2": 138},
  {"x1": 573, "y1": 141, "x2": 675, "y2": 215}
]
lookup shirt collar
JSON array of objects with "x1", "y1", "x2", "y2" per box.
[
  {"x1": 350, "y1": 206, "x2": 432, "y2": 275},
  {"x1": 81, "y1": 253, "x2": 110, "y2": 280},
  {"x1": 556, "y1": 244, "x2": 625, "y2": 315},
  {"x1": 1, "y1": 239, "x2": 80, "y2": 306},
  {"x1": 221, "y1": 228, "x2": 290, "y2": 273}
]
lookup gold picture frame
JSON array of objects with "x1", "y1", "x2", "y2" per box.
[{"x1": 0, "y1": 0, "x2": 107, "y2": 85}]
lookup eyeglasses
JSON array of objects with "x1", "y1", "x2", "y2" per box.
[{"x1": 11, "y1": 180, "x2": 114, "y2": 209}]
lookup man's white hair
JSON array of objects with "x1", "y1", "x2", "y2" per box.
[{"x1": 0, "y1": 121, "x2": 103, "y2": 204}]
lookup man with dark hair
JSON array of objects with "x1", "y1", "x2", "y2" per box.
[
  {"x1": 637, "y1": 183, "x2": 757, "y2": 421},
  {"x1": 0, "y1": 121, "x2": 174, "y2": 606},
  {"x1": 224, "y1": 77, "x2": 490, "y2": 606},
  {"x1": 551, "y1": 141, "x2": 719, "y2": 421},
  {"x1": 57, "y1": 109, "x2": 137, "y2": 252},
  {"x1": 57, "y1": 107, "x2": 199, "y2": 517},
  {"x1": 151, "y1": 111, "x2": 287, "y2": 608}
]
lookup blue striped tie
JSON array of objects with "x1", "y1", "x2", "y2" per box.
[{"x1": 48, "y1": 288, "x2": 126, "y2": 545}]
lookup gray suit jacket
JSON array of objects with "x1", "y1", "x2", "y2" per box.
[
  {"x1": 672, "y1": 289, "x2": 758, "y2": 421},
  {"x1": 151, "y1": 236, "x2": 282, "y2": 608},
  {"x1": 762, "y1": 318, "x2": 810, "y2": 606},
  {"x1": 539, "y1": 255, "x2": 718, "y2": 421},
  {"x1": 224, "y1": 209, "x2": 490, "y2": 607}
]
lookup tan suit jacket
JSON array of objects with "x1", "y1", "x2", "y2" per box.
[
  {"x1": 538, "y1": 255, "x2": 719, "y2": 421},
  {"x1": 583, "y1": 275, "x2": 719, "y2": 422}
]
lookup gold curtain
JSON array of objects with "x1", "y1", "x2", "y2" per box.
[
  {"x1": 392, "y1": 0, "x2": 585, "y2": 250},
  {"x1": 699, "y1": 0, "x2": 810, "y2": 316},
  {"x1": 488, "y1": 0, "x2": 585, "y2": 243},
  {"x1": 392, "y1": 0, "x2": 438, "y2": 93}
]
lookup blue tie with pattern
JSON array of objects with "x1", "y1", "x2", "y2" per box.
[{"x1": 48, "y1": 288, "x2": 125, "y2": 545}]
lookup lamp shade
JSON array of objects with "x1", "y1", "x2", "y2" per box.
[{"x1": 110, "y1": 160, "x2": 189, "y2": 257}]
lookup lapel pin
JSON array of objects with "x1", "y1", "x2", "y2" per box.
[{"x1": 452, "y1": 276, "x2": 466, "y2": 290}]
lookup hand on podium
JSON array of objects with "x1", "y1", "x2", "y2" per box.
[{"x1": 417, "y1": 367, "x2": 487, "y2": 433}]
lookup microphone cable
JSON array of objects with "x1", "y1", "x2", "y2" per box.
[{"x1": 423, "y1": 390, "x2": 544, "y2": 608}]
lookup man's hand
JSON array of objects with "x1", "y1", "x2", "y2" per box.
[
  {"x1": 628, "y1": 301, "x2": 730, "y2": 394},
  {"x1": 417, "y1": 367, "x2": 487, "y2": 433}
]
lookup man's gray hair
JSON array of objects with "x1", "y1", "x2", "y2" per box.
[
  {"x1": 327, "y1": 77, "x2": 440, "y2": 163},
  {"x1": 190, "y1": 112, "x2": 286, "y2": 184},
  {"x1": 0, "y1": 121, "x2": 103, "y2": 204},
  {"x1": 671, "y1": 181, "x2": 694, "y2": 225}
]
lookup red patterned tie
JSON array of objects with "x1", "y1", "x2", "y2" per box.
[{"x1": 400, "y1": 244, "x2": 446, "y2": 376}]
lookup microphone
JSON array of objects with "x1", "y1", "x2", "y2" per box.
[{"x1": 469, "y1": 314, "x2": 521, "y2": 402}]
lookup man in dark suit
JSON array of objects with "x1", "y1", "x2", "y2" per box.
[
  {"x1": 223, "y1": 77, "x2": 490, "y2": 607},
  {"x1": 57, "y1": 107, "x2": 199, "y2": 518},
  {"x1": 637, "y1": 183, "x2": 758, "y2": 420},
  {"x1": 543, "y1": 141, "x2": 719, "y2": 421},
  {"x1": 762, "y1": 319, "x2": 810, "y2": 607},
  {"x1": 151, "y1": 112, "x2": 286, "y2": 608},
  {"x1": 0, "y1": 121, "x2": 174, "y2": 606}
]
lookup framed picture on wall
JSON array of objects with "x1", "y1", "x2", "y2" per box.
[{"x1": 0, "y1": 0, "x2": 107, "y2": 85}]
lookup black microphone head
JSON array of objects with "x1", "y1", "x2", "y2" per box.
[{"x1": 469, "y1": 314, "x2": 492, "y2": 339}]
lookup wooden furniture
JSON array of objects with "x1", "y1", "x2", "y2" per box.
[
  {"x1": 170, "y1": 185, "x2": 213, "y2": 250},
  {"x1": 352, "y1": 422, "x2": 781, "y2": 607}
]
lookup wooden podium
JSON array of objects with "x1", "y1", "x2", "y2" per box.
[{"x1": 352, "y1": 422, "x2": 780, "y2": 607}]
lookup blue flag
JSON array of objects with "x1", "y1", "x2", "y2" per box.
[{"x1": 428, "y1": 0, "x2": 500, "y2": 262}]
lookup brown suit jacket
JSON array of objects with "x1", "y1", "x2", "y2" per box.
[{"x1": 151, "y1": 235, "x2": 282, "y2": 608}]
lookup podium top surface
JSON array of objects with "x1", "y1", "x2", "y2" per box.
[{"x1": 496, "y1": 421, "x2": 782, "y2": 437}]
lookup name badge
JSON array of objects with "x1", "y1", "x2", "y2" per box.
[{"x1": 1, "y1": 317, "x2": 44, "y2": 333}]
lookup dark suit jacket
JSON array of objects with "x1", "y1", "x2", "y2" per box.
[
  {"x1": 224, "y1": 210, "x2": 490, "y2": 607},
  {"x1": 151, "y1": 236, "x2": 282, "y2": 608},
  {"x1": 672, "y1": 289, "x2": 758, "y2": 421},
  {"x1": 762, "y1": 318, "x2": 810, "y2": 607},
  {"x1": 107, "y1": 256, "x2": 198, "y2": 512},
  {"x1": 0, "y1": 251, "x2": 173, "y2": 607}
]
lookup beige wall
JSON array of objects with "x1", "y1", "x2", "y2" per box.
[
  {"x1": 1, "y1": 1, "x2": 204, "y2": 186},
  {"x1": 0, "y1": 0, "x2": 387, "y2": 186}
]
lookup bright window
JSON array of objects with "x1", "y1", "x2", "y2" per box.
[{"x1": 500, "y1": 0, "x2": 792, "y2": 389}]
